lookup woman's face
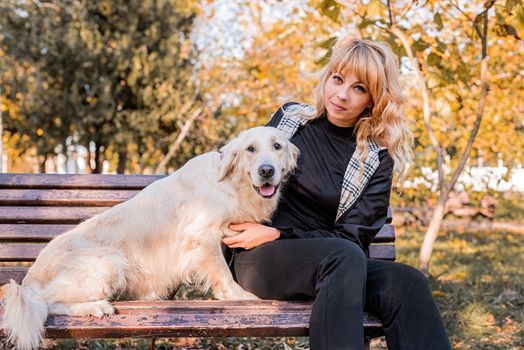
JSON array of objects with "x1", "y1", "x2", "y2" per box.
[{"x1": 323, "y1": 71, "x2": 372, "y2": 127}]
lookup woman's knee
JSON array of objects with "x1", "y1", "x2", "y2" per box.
[
  {"x1": 317, "y1": 239, "x2": 367, "y2": 282},
  {"x1": 395, "y1": 263, "x2": 428, "y2": 288},
  {"x1": 380, "y1": 262, "x2": 429, "y2": 298}
]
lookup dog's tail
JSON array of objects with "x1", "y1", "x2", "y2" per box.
[{"x1": 2, "y1": 279, "x2": 48, "y2": 350}]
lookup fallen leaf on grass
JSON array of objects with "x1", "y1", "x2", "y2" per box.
[
  {"x1": 494, "y1": 289, "x2": 520, "y2": 303},
  {"x1": 432, "y1": 290, "x2": 449, "y2": 298}
]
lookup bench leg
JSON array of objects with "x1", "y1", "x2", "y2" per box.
[
  {"x1": 150, "y1": 337, "x2": 155, "y2": 350},
  {"x1": 364, "y1": 338, "x2": 371, "y2": 350}
]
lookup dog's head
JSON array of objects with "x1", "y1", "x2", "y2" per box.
[{"x1": 218, "y1": 126, "x2": 299, "y2": 199}]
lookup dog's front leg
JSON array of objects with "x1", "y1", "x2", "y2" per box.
[{"x1": 195, "y1": 240, "x2": 259, "y2": 300}]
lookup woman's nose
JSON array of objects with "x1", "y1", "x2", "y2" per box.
[{"x1": 336, "y1": 88, "x2": 349, "y2": 100}]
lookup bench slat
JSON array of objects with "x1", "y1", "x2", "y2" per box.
[
  {"x1": 374, "y1": 224, "x2": 394, "y2": 242},
  {"x1": 0, "y1": 223, "x2": 394, "y2": 243},
  {"x1": 0, "y1": 266, "x2": 29, "y2": 284},
  {"x1": 0, "y1": 189, "x2": 139, "y2": 207},
  {"x1": 0, "y1": 174, "x2": 162, "y2": 189},
  {"x1": 0, "y1": 224, "x2": 76, "y2": 241},
  {"x1": 0, "y1": 300, "x2": 381, "y2": 338},
  {"x1": 0, "y1": 207, "x2": 108, "y2": 224},
  {"x1": 0, "y1": 243, "x2": 46, "y2": 261},
  {"x1": 369, "y1": 245, "x2": 395, "y2": 260}
]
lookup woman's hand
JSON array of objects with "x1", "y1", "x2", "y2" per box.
[{"x1": 222, "y1": 223, "x2": 280, "y2": 250}]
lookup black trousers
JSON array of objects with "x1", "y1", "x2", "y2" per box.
[{"x1": 232, "y1": 238, "x2": 451, "y2": 350}]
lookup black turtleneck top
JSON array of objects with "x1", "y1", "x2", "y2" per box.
[{"x1": 266, "y1": 103, "x2": 393, "y2": 252}]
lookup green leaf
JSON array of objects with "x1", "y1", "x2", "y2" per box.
[
  {"x1": 315, "y1": 52, "x2": 331, "y2": 67},
  {"x1": 427, "y1": 52, "x2": 441, "y2": 67},
  {"x1": 506, "y1": 0, "x2": 519, "y2": 12},
  {"x1": 434, "y1": 12, "x2": 443, "y2": 30},
  {"x1": 457, "y1": 62, "x2": 471, "y2": 85},
  {"x1": 319, "y1": 0, "x2": 340, "y2": 23},
  {"x1": 367, "y1": 0, "x2": 385, "y2": 18},
  {"x1": 436, "y1": 40, "x2": 447, "y2": 54},
  {"x1": 318, "y1": 36, "x2": 338, "y2": 49},
  {"x1": 358, "y1": 19, "x2": 374, "y2": 30},
  {"x1": 412, "y1": 38, "x2": 430, "y2": 53},
  {"x1": 387, "y1": 35, "x2": 406, "y2": 58}
]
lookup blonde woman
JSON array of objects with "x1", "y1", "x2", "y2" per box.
[{"x1": 223, "y1": 37, "x2": 451, "y2": 350}]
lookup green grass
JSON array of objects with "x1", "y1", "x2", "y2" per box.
[
  {"x1": 396, "y1": 228, "x2": 523, "y2": 350},
  {"x1": 46, "y1": 228, "x2": 523, "y2": 349}
]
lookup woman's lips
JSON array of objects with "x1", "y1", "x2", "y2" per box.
[{"x1": 331, "y1": 101, "x2": 346, "y2": 111}]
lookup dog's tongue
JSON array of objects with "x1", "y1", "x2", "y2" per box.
[{"x1": 259, "y1": 184, "x2": 276, "y2": 197}]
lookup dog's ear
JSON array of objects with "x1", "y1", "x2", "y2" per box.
[
  {"x1": 285, "y1": 141, "x2": 300, "y2": 175},
  {"x1": 218, "y1": 138, "x2": 240, "y2": 181}
]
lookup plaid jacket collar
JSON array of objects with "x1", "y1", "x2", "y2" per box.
[{"x1": 275, "y1": 109, "x2": 385, "y2": 222}]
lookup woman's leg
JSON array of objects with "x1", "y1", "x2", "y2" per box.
[
  {"x1": 365, "y1": 259, "x2": 452, "y2": 350},
  {"x1": 233, "y1": 238, "x2": 367, "y2": 350}
]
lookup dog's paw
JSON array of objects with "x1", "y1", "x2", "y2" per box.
[
  {"x1": 214, "y1": 286, "x2": 260, "y2": 300},
  {"x1": 90, "y1": 300, "x2": 115, "y2": 318},
  {"x1": 237, "y1": 290, "x2": 260, "y2": 300}
]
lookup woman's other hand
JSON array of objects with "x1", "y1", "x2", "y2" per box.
[{"x1": 223, "y1": 223, "x2": 280, "y2": 250}]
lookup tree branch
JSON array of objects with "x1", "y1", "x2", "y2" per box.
[
  {"x1": 388, "y1": 26, "x2": 447, "y2": 191},
  {"x1": 447, "y1": 9, "x2": 489, "y2": 188},
  {"x1": 387, "y1": 0, "x2": 396, "y2": 27},
  {"x1": 155, "y1": 107, "x2": 202, "y2": 175}
]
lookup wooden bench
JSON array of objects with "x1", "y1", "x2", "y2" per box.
[{"x1": 0, "y1": 173, "x2": 396, "y2": 348}]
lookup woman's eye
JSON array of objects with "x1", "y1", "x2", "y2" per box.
[
  {"x1": 274, "y1": 143, "x2": 282, "y2": 150},
  {"x1": 247, "y1": 145, "x2": 255, "y2": 152},
  {"x1": 332, "y1": 74, "x2": 343, "y2": 82},
  {"x1": 355, "y1": 85, "x2": 366, "y2": 93}
]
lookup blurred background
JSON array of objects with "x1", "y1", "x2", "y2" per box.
[{"x1": 1, "y1": 0, "x2": 523, "y2": 349}]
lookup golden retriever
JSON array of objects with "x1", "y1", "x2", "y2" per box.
[{"x1": 1, "y1": 126, "x2": 299, "y2": 350}]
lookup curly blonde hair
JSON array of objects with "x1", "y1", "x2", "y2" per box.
[{"x1": 285, "y1": 37, "x2": 413, "y2": 180}]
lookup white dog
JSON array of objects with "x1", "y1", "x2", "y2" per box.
[{"x1": 1, "y1": 126, "x2": 299, "y2": 350}]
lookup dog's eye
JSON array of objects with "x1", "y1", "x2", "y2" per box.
[
  {"x1": 274, "y1": 143, "x2": 282, "y2": 150},
  {"x1": 247, "y1": 145, "x2": 255, "y2": 153}
]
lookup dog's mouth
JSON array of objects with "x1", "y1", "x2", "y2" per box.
[{"x1": 254, "y1": 183, "x2": 279, "y2": 198}]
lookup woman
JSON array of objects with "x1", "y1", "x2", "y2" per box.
[{"x1": 223, "y1": 37, "x2": 451, "y2": 350}]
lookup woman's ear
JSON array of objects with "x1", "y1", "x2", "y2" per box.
[{"x1": 218, "y1": 139, "x2": 240, "y2": 181}]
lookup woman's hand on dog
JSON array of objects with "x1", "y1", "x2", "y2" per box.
[{"x1": 223, "y1": 223, "x2": 280, "y2": 250}]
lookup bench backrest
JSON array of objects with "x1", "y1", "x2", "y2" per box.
[{"x1": 0, "y1": 173, "x2": 395, "y2": 285}]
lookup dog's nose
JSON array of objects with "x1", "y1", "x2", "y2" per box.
[{"x1": 258, "y1": 164, "x2": 275, "y2": 178}]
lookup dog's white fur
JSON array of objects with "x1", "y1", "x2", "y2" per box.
[{"x1": 1, "y1": 126, "x2": 299, "y2": 350}]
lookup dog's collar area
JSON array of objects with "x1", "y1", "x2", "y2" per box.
[{"x1": 253, "y1": 183, "x2": 278, "y2": 198}]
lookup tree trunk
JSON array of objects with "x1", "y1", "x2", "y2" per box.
[
  {"x1": 418, "y1": 10, "x2": 490, "y2": 275},
  {"x1": 419, "y1": 198, "x2": 447, "y2": 276},
  {"x1": 0, "y1": 88, "x2": 3, "y2": 173},
  {"x1": 117, "y1": 149, "x2": 127, "y2": 174},
  {"x1": 86, "y1": 142, "x2": 93, "y2": 173},
  {"x1": 93, "y1": 144, "x2": 104, "y2": 174},
  {"x1": 39, "y1": 154, "x2": 47, "y2": 173}
]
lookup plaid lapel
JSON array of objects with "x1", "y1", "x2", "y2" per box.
[
  {"x1": 275, "y1": 111, "x2": 308, "y2": 139},
  {"x1": 276, "y1": 108, "x2": 385, "y2": 223},
  {"x1": 336, "y1": 139, "x2": 384, "y2": 222}
]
